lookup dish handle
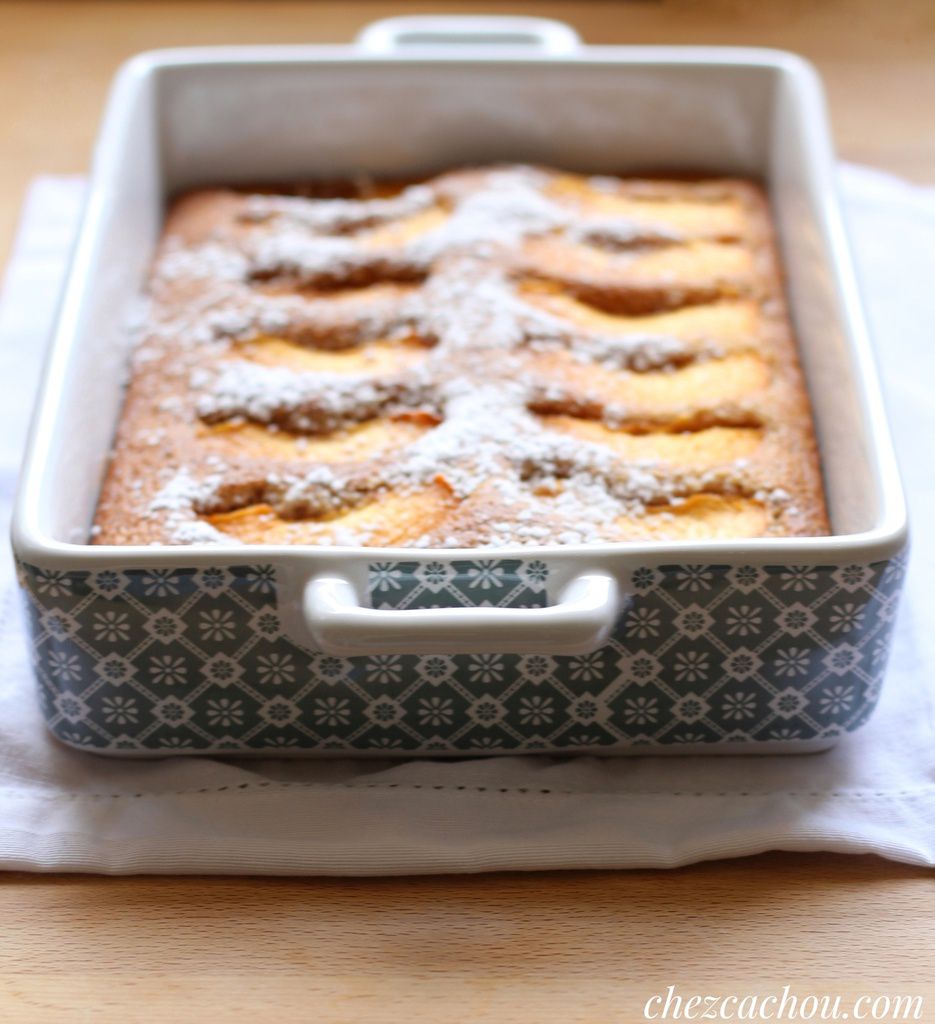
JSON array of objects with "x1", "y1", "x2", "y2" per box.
[
  {"x1": 354, "y1": 16, "x2": 581, "y2": 57},
  {"x1": 304, "y1": 572, "x2": 620, "y2": 656}
]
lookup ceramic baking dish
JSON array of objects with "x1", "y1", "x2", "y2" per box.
[{"x1": 12, "y1": 16, "x2": 908, "y2": 757}]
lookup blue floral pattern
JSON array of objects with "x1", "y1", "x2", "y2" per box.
[{"x1": 16, "y1": 553, "x2": 905, "y2": 754}]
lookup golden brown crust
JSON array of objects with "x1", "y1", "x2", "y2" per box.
[{"x1": 93, "y1": 166, "x2": 829, "y2": 547}]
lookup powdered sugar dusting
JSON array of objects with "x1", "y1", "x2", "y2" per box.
[
  {"x1": 241, "y1": 184, "x2": 436, "y2": 233},
  {"x1": 196, "y1": 360, "x2": 433, "y2": 433},
  {"x1": 137, "y1": 165, "x2": 781, "y2": 546},
  {"x1": 148, "y1": 468, "x2": 240, "y2": 544}
]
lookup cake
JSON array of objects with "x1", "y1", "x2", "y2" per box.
[{"x1": 92, "y1": 165, "x2": 829, "y2": 547}]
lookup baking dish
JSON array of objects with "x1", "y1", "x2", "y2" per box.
[{"x1": 12, "y1": 16, "x2": 908, "y2": 756}]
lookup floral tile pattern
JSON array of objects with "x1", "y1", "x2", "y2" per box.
[{"x1": 16, "y1": 553, "x2": 905, "y2": 755}]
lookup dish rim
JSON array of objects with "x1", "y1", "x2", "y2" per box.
[{"x1": 11, "y1": 40, "x2": 909, "y2": 570}]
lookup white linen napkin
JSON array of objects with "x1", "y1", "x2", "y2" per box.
[{"x1": 0, "y1": 167, "x2": 932, "y2": 875}]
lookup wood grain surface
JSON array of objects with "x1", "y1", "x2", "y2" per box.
[
  {"x1": 1, "y1": 856, "x2": 933, "y2": 1022},
  {"x1": 1, "y1": 2, "x2": 933, "y2": 1021}
]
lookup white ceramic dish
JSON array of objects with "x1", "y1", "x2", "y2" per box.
[{"x1": 12, "y1": 17, "x2": 907, "y2": 757}]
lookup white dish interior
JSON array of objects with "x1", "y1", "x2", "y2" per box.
[{"x1": 14, "y1": 40, "x2": 907, "y2": 566}]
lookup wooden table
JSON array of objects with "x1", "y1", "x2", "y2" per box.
[{"x1": 0, "y1": 3, "x2": 932, "y2": 1020}]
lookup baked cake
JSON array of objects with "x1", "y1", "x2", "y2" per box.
[{"x1": 93, "y1": 165, "x2": 829, "y2": 547}]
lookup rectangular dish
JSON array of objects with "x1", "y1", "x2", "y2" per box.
[{"x1": 12, "y1": 16, "x2": 908, "y2": 756}]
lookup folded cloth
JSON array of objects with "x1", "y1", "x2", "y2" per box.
[{"x1": 0, "y1": 167, "x2": 932, "y2": 875}]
